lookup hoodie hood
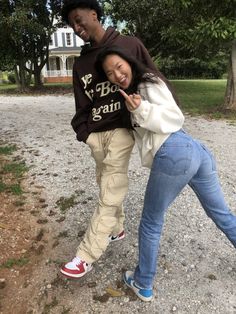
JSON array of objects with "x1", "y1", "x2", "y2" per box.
[{"x1": 81, "y1": 27, "x2": 120, "y2": 55}]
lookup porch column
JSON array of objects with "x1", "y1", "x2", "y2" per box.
[{"x1": 61, "y1": 55, "x2": 67, "y2": 77}]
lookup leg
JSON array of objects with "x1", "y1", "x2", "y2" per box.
[
  {"x1": 189, "y1": 142, "x2": 236, "y2": 248},
  {"x1": 77, "y1": 128, "x2": 134, "y2": 263},
  {"x1": 134, "y1": 131, "x2": 199, "y2": 289}
]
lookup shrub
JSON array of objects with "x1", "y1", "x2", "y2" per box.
[
  {"x1": 7, "y1": 72, "x2": 16, "y2": 84},
  {"x1": 157, "y1": 56, "x2": 227, "y2": 79}
]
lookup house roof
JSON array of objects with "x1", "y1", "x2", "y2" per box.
[{"x1": 49, "y1": 47, "x2": 81, "y2": 55}]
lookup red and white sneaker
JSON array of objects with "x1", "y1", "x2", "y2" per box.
[
  {"x1": 60, "y1": 257, "x2": 92, "y2": 278},
  {"x1": 109, "y1": 230, "x2": 125, "y2": 242}
]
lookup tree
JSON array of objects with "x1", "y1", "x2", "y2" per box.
[
  {"x1": 0, "y1": 1, "x2": 16, "y2": 72},
  {"x1": 104, "y1": 0, "x2": 236, "y2": 110},
  {"x1": 103, "y1": 0, "x2": 171, "y2": 56},
  {"x1": 163, "y1": 0, "x2": 236, "y2": 110},
  {"x1": 0, "y1": 0, "x2": 62, "y2": 90}
]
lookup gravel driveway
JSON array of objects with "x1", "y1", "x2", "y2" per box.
[{"x1": 0, "y1": 95, "x2": 236, "y2": 314}]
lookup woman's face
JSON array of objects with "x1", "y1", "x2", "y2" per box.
[{"x1": 102, "y1": 54, "x2": 132, "y2": 90}]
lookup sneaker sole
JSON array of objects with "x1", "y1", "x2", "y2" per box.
[
  {"x1": 60, "y1": 265, "x2": 93, "y2": 279},
  {"x1": 123, "y1": 271, "x2": 153, "y2": 302}
]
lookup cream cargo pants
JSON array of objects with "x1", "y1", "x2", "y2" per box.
[{"x1": 76, "y1": 128, "x2": 134, "y2": 263}]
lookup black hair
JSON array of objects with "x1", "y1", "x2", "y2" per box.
[
  {"x1": 61, "y1": 0, "x2": 103, "y2": 24},
  {"x1": 95, "y1": 46, "x2": 158, "y2": 93},
  {"x1": 95, "y1": 45, "x2": 181, "y2": 106}
]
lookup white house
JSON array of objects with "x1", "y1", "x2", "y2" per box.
[{"x1": 42, "y1": 25, "x2": 83, "y2": 83}]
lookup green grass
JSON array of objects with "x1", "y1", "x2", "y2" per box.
[
  {"x1": 0, "y1": 257, "x2": 29, "y2": 269},
  {"x1": 56, "y1": 195, "x2": 77, "y2": 212},
  {"x1": 0, "y1": 145, "x2": 17, "y2": 155},
  {"x1": 0, "y1": 181, "x2": 24, "y2": 195},
  {"x1": 0, "y1": 152, "x2": 29, "y2": 195},
  {"x1": 0, "y1": 84, "x2": 16, "y2": 91},
  {"x1": 2, "y1": 161, "x2": 29, "y2": 178},
  {"x1": 171, "y1": 79, "x2": 236, "y2": 119},
  {"x1": 9, "y1": 184, "x2": 23, "y2": 195},
  {"x1": 44, "y1": 82, "x2": 72, "y2": 88},
  {"x1": 0, "y1": 83, "x2": 72, "y2": 95},
  {"x1": 0, "y1": 181, "x2": 7, "y2": 192}
]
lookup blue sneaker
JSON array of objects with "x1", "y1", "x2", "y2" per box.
[{"x1": 123, "y1": 271, "x2": 153, "y2": 302}]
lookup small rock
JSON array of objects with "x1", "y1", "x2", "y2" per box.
[
  {"x1": 37, "y1": 218, "x2": 48, "y2": 224},
  {"x1": 0, "y1": 278, "x2": 6, "y2": 289},
  {"x1": 206, "y1": 273, "x2": 217, "y2": 280}
]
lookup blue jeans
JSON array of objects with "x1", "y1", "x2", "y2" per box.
[{"x1": 134, "y1": 130, "x2": 236, "y2": 289}]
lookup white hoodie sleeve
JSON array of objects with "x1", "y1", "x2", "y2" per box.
[{"x1": 131, "y1": 78, "x2": 184, "y2": 134}]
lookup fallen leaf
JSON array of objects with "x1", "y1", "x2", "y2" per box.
[
  {"x1": 105, "y1": 286, "x2": 124, "y2": 297},
  {"x1": 0, "y1": 223, "x2": 9, "y2": 229}
]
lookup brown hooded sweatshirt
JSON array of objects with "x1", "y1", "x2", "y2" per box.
[{"x1": 71, "y1": 26, "x2": 156, "y2": 143}]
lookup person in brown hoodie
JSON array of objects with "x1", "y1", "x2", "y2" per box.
[{"x1": 60, "y1": 0, "x2": 157, "y2": 279}]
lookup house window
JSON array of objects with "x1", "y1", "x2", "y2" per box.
[{"x1": 66, "y1": 33, "x2": 72, "y2": 46}]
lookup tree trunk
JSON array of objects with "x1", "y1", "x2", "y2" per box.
[
  {"x1": 34, "y1": 68, "x2": 43, "y2": 88},
  {"x1": 14, "y1": 65, "x2": 20, "y2": 87},
  {"x1": 15, "y1": 58, "x2": 31, "y2": 92},
  {"x1": 223, "y1": 39, "x2": 236, "y2": 110}
]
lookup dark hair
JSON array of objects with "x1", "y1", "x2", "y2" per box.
[
  {"x1": 95, "y1": 46, "x2": 181, "y2": 105},
  {"x1": 95, "y1": 46, "x2": 158, "y2": 93},
  {"x1": 61, "y1": 0, "x2": 103, "y2": 24}
]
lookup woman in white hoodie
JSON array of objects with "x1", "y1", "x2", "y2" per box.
[{"x1": 96, "y1": 46, "x2": 236, "y2": 302}]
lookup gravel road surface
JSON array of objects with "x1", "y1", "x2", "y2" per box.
[{"x1": 0, "y1": 95, "x2": 236, "y2": 314}]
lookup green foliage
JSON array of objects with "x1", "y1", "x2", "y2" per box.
[
  {"x1": 161, "y1": 1, "x2": 236, "y2": 57},
  {"x1": 0, "y1": 0, "x2": 63, "y2": 88},
  {"x1": 7, "y1": 72, "x2": 16, "y2": 84},
  {"x1": 104, "y1": 0, "x2": 236, "y2": 58},
  {"x1": 103, "y1": 0, "x2": 170, "y2": 56},
  {"x1": 0, "y1": 257, "x2": 29, "y2": 269},
  {"x1": 104, "y1": 0, "x2": 236, "y2": 109},
  {"x1": 158, "y1": 56, "x2": 227, "y2": 79}
]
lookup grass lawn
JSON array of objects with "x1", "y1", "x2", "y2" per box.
[
  {"x1": 171, "y1": 79, "x2": 236, "y2": 119},
  {"x1": 0, "y1": 84, "x2": 17, "y2": 91},
  {"x1": 0, "y1": 79, "x2": 236, "y2": 119},
  {"x1": 0, "y1": 83, "x2": 73, "y2": 95}
]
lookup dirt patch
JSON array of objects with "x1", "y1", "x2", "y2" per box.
[{"x1": 0, "y1": 149, "x2": 48, "y2": 314}]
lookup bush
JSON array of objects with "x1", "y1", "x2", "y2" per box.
[
  {"x1": 157, "y1": 56, "x2": 227, "y2": 79},
  {"x1": 7, "y1": 72, "x2": 16, "y2": 84}
]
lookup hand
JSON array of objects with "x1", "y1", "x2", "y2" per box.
[{"x1": 119, "y1": 89, "x2": 141, "y2": 112}]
